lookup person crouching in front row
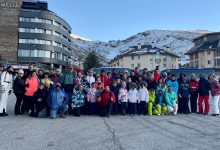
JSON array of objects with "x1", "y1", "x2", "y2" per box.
[
  {"x1": 165, "y1": 86, "x2": 178, "y2": 115},
  {"x1": 98, "y1": 85, "x2": 115, "y2": 117},
  {"x1": 32, "y1": 83, "x2": 48, "y2": 117},
  {"x1": 47, "y1": 83, "x2": 68, "y2": 119}
]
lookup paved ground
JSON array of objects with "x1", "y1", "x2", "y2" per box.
[{"x1": 0, "y1": 95, "x2": 220, "y2": 150}]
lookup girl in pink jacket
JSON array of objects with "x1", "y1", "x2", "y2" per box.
[{"x1": 87, "y1": 82, "x2": 98, "y2": 115}]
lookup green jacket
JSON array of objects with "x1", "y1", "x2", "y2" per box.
[
  {"x1": 165, "y1": 91, "x2": 177, "y2": 107},
  {"x1": 61, "y1": 71, "x2": 76, "y2": 85}
]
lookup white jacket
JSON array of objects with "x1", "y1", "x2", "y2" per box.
[
  {"x1": 128, "y1": 89, "x2": 139, "y2": 103},
  {"x1": 118, "y1": 88, "x2": 128, "y2": 103},
  {"x1": 138, "y1": 87, "x2": 149, "y2": 103}
]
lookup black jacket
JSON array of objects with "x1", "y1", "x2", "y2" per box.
[
  {"x1": 198, "y1": 78, "x2": 211, "y2": 96},
  {"x1": 13, "y1": 77, "x2": 26, "y2": 95},
  {"x1": 33, "y1": 89, "x2": 48, "y2": 105}
]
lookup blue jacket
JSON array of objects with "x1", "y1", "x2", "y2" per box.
[
  {"x1": 166, "y1": 80, "x2": 179, "y2": 94},
  {"x1": 47, "y1": 89, "x2": 68, "y2": 110}
]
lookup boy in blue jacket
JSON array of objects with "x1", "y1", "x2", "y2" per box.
[{"x1": 47, "y1": 83, "x2": 68, "y2": 119}]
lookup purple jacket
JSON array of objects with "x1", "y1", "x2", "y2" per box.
[{"x1": 210, "y1": 80, "x2": 220, "y2": 96}]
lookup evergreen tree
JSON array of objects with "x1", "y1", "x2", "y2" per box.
[{"x1": 83, "y1": 51, "x2": 102, "y2": 72}]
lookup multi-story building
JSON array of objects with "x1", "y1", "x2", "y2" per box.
[
  {"x1": 186, "y1": 32, "x2": 220, "y2": 71},
  {"x1": 110, "y1": 44, "x2": 180, "y2": 70},
  {"x1": 18, "y1": 0, "x2": 72, "y2": 69}
]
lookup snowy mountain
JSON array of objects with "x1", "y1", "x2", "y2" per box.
[{"x1": 71, "y1": 30, "x2": 209, "y2": 65}]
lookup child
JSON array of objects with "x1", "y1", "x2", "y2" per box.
[
  {"x1": 138, "y1": 81, "x2": 148, "y2": 115},
  {"x1": 72, "y1": 85, "x2": 86, "y2": 116},
  {"x1": 148, "y1": 89, "x2": 156, "y2": 115},
  {"x1": 118, "y1": 81, "x2": 128, "y2": 115},
  {"x1": 154, "y1": 89, "x2": 167, "y2": 115},
  {"x1": 128, "y1": 83, "x2": 139, "y2": 115},
  {"x1": 98, "y1": 85, "x2": 116, "y2": 117},
  {"x1": 41, "y1": 72, "x2": 53, "y2": 89},
  {"x1": 165, "y1": 86, "x2": 178, "y2": 115},
  {"x1": 32, "y1": 83, "x2": 48, "y2": 117},
  {"x1": 111, "y1": 80, "x2": 120, "y2": 115},
  {"x1": 87, "y1": 82, "x2": 97, "y2": 115}
]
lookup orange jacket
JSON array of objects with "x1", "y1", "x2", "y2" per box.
[{"x1": 25, "y1": 76, "x2": 39, "y2": 96}]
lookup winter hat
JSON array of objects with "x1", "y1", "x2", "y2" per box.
[
  {"x1": 55, "y1": 83, "x2": 62, "y2": 88},
  {"x1": 7, "y1": 65, "x2": 13, "y2": 70},
  {"x1": 155, "y1": 66, "x2": 159, "y2": 70},
  {"x1": 77, "y1": 67, "x2": 82, "y2": 73}
]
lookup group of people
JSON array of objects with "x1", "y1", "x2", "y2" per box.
[{"x1": 0, "y1": 64, "x2": 220, "y2": 119}]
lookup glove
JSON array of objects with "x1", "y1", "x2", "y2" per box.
[{"x1": 8, "y1": 90, "x2": 12, "y2": 95}]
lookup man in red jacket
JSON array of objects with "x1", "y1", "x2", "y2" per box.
[{"x1": 98, "y1": 85, "x2": 115, "y2": 117}]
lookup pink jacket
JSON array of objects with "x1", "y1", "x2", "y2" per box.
[
  {"x1": 210, "y1": 80, "x2": 220, "y2": 96},
  {"x1": 25, "y1": 76, "x2": 39, "y2": 96},
  {"x1": 87, "y1": 88, "x2": 97, "y2": 103}
]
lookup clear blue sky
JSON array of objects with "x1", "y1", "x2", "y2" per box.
[{"x1": 46, "y1": 0, "x2": 220, "y2": 41}]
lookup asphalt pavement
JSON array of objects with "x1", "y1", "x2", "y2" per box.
[{"x1": 0, "y1": 94, "x2": 220, "y2": 150}]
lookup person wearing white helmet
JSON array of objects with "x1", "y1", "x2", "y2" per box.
[{"x1": 13, "y1": 69, "x2": 26, "y2": 115}]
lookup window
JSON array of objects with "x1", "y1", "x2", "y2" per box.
[
  {"x1": 54, "y1": 21, "x2": 61, "y2": 27},
  {"x1": 195, "y1": 61, "x2": 199, "y2": 68},
  {"x1": 19, "y1": 39, "x2": 35, "y2": 44},
  {"x1": 163, "y1": 63, "x2": 167, "y2": 68},
  {"x1": 53, "y1": 41, "x2": 62, "y2": 48},
  {"x1": 208, "y1": 60, "x2": 211, "y2": 65},
  {"x1": 36, "y1": 18, "x2": 52, "y2": 24},
  {"x1": 18, "y1": 50, "x2": 30, "y2": 57},
  {"x1": 195, "y1": 53, "x2": 199, "y2": 59},
  {"x1": 19, "y1": 17, "x2": 35, "y2": 22},
  {"x1": 163, "y1": 57, "x2": 167, "y2": 62},
  {"x1": 19, "y1": 28, "x2": 35, "y2": 33},
  {"x1": 207, "y1": 51, "x2": 211, "y2": 55},
  {"x1": 131, "y1": 64, "x2": 134, "y2": 68},
  {"x1": 54, "y1": 31, "x2": 61, "y2": 37},
  {"x1": 138, "y1": 56, "x2": 140, "y2": 60},
  {"x1": 131, "y1": 56, "x2": 134, "y2": 60},
  {"x1": 137, "y1": 63, "x2": 141, "y2": 67},
  {"x1": 57, "y1": 52, "x2": 62, "y2": 60},
  {"x1": 190, "y1": 55, "x2": 194, "y2": 60},
  {"x1": 150, "y1": 58, "x2": 153, "y2": 62},
  {"x1": 63, "y1": 55, "x2": 67, "y2": 62}
]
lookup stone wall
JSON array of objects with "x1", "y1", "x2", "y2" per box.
[{"x1": 0, "y1": 0, "x2": 23, "y2": 63}]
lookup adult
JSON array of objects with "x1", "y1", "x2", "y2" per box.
[
  {"x1": 198, "y1": 74, "x2": 211, "y2": 115},
  {"x1": 178, "y1": 77, "x2": 190, "y2": 114},
  {"x1": 50, "y1": 69, "x2": 62, "y2": 84},
  {"x1": 165, "y1": 86, "x2": 178, "y2": 115},
  {"x1": 209, "y1": 74, "x2": 220, "y2": 116},
  {"x1": 21, "y1": 70, "x2": 39, "y2": 116},
  {"x1": 13, "y1": 69, "x2": 26, "y2": 115},
  {"x1": 87, "y1": 69, "x2": 95, "y2": 87},
  {"x1": 189, "y1": 74, "x2": 199, "y2": 113},
  {"x1": 0, "y1": 66, "x2": 14, "y2": 116},
  {"x1": 47, "y1": 83, "x2": 68, "y2": 119},
  {"x1": 24, "y1": 64, "x2": 34, "y2": 79},
  {"x1": 61, "y1": 65, "x2": 76, "y2": 113},
  {"x1": 166, "y1": 74, "x2": 178, "y2": 95}
]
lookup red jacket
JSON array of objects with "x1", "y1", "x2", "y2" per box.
[
  {"x1": 98, "y1": 91, "x2": 115, "y2": 107},
  {"x1": 189, "y1": 80, "x2": 199, "y2": 92},
  {"x1": 153, "y1": 72, "x2": 161, "y2": 82},
  {"x1": 100, "y1": 74, "x2": 110, "y2": 86}
]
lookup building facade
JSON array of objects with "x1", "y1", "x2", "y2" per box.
[
  {"x1": 186, "y1": 32, "x2": 220, "y2": 70},
  {"x1": 0, "y1": 0, "x2": 23, "y2": 63},
  {"x1": 110, "y1": 44, "x2": 180, "y2": 70},
  {"x1": 18, "y1": 0, "x2": 72, "y2": 69}
]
